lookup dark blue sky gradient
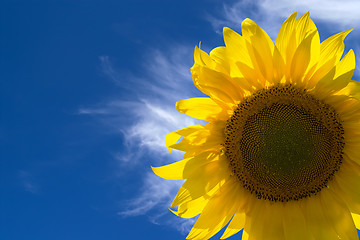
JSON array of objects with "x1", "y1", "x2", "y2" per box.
[
  {"x1": 1, "y1": 0, "x2": 359, "y2": 239},
  {"x1": 0, "y1": 1, "x2": 224, "y2": 239}
]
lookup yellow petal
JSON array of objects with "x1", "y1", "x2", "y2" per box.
[
  {"x1": 246, "y1": 199, "x2": 267, "y2": 240},
  {"x1": 337, "y1": 80, "x2": 360, "y2": 100},
  {"x1": 295, "y1": 12, "x2": 319, "y2": 47},
  {"x1": 334, "y1": 49, "x2": 355, "y2": 80},
  {"x1": 346, "y1": 139, "x2": 360, "y2": 167},
  {"x1": 169, "y1": 123, "x2": 223, "y2": 152},
  {"x1": 241, "y1": 18, "x2": 274, "y2": 82},
  {"x1": 235, "y1": 61, "x2": 264, "y2": 90},
  {"x1": 186, "y1": 180, "x2": 239, "y2": 240},
  {"x1": 191, "y1": 64, "x2": 243, "y2": 105},
  {"x1": 193, "y1": 46, "x2": 236, "y2": 102},
  {"x1": 329, "y1": 49, "x2": 356, "y2": 92},
  {"x1": 331, "y1": 178, "x2": 360, "y2": 214},
  {"x1": 165, "y1": 125, "x2": 205, "y2": 152},
  {"x1": 319, "y1": 29, "x2": 352, "y2": 66},
  {"x1": 335, "y1": 160, "x2": 360, "y2": 212},
  {"x1": 170, "y1": 138, "x2": 222, "y2": 154},
  {"x1": 275, "y1": 12, "x2": 298, "y2": 64},
  {"x1": 232, "y1": 76, "x2": 255, "y2": 93},
  {"x1": 277, "y1": 12, "x2": 320, "y2": 83},
  {"x1": 151, "y1": 151, "x2": 222, "y2": 180},
  {"x1": 320, "y1": 189, "x2": 358, "y2": 239},
  {"x1": 290, "y1": 31, "x2": 317, "y2": 84},
  {"x1": 173, "y1": 178, "x2": 226, "y2": 219},
  {"x1": 220, "y1": 212, "x2": 245, "y2": 239},
  {"x1": 260, "y1": 204, "x2": 286, "y2": 240},
  {"x1": 315, "y1": 50, "x2": 355, "y2": 96},
  {"x1": 165, "y1": 131, "x2": 182, "y2": 152},
  {"x1": 301, "y1": 194, "x2": 339, "y2": 239},
  {"x1": 172, "y1": 195, "x2": 209, "y2": 219},
  {"x1": 151, "y1": 160, "x2": 190, "y2": 180},
  {"x1": 351, "y1": 213, "x2": 360, "y2": 229},
  {"x1": 171, "y1": 158, "x2": 229, "y2": 207},
  {"x1": 307, "y1": 57, "x2": 335, "y2": 90},
  {"x1": 241, "y1": 18, "x2": 274, "y2": 52},
  {"x1": 308, "y1": 30, "x2": 355, "y2": 90},
  {"x1": 322, "y1": 94, "x2": 360, "y2": 122},
  {"x1": 209, "y1": 46, "x2": 230, "y2": 74},
  {"x1": 223, "y1": 27, "x2": 253, "y2": 68},
  {"x1": 247, "y1": 201, "x2": 285, "y2": 240},
  {"x1": 175, "y1": 124, "x2": 206, "y2": 137},
  {"x1": 176, "y1": 97, "x2": 228, "y2": 121},
  {"x1": 242, "y1": 230, "x2": 249, "y2": 240},
  {"x1": 272, "y1": 45, "x2": 285, "y2": 84},
  {"x1": 194, "y1": 45, "x2": 216, "y2": 69},
  {"x1": 283, "y1": 202, "x2": 314, "y2": 240}
]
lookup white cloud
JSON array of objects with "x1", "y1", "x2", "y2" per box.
[
  {"x1": 261, "y1": 0, "x2": 360, "y2": 26},
  {"x1": 118, "y1": 172, "x2": 195, "y2": 234},
  {"x1": 206, "y1": 0, "x2": 360, "y2": 40},
  {"x1": 80, "y1": 45, "x2": 204, "y2": 233},
  {"x1": 99, "y1": 56, "x2": 121, "y2": 84},
  {"x1": 81, "y1": 46, "x2": 204, "y2": 160},
  {"x1": 118, "y1": 173, "x2": 179, "y2": 217}
]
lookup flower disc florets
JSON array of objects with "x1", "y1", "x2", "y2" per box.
[{"x1": 224, "y1": 84, "x2": 344, "y2": 202}]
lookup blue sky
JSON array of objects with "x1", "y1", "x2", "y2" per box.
[{"x1": 1, "y1": 0, "x2": 360, "y2": 239}]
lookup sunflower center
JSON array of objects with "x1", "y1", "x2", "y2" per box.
[{"x1": 224, "y1": 84, "x2": 344, "y2": 202}]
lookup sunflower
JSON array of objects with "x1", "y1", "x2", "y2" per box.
[{"x1": 152, "y1": 12, "x2": 360, "y2": 240}]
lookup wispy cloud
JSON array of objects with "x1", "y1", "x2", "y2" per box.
[
  {"x1": 206, "y1": 0, "x2": 360, "y2": 39},
  {"x1": 118, "y1": 173, "x2": 180, "y2": 217},
  {"x1": 99, "y1": 56, "x2": 122, "y2": 84},
  {"x1": 80, "y1": 48, "x2": 202, "y2": 162},
  {"x1": 261, "y1": 0, "x2": 360, "y2": 26},
  {"x1": 80, "y1": 45, "x2": 203, "y2": 233},
  {"x1": 117, "y1": 172, "x2": 195, "y2": 234},
  {"x1": 18, "y1": 170, "x2": 39, "y2": 194}
]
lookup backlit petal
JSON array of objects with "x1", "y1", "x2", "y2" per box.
[{"x1": 176, "y1": 97, "x2": 228, "y2": 121}]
